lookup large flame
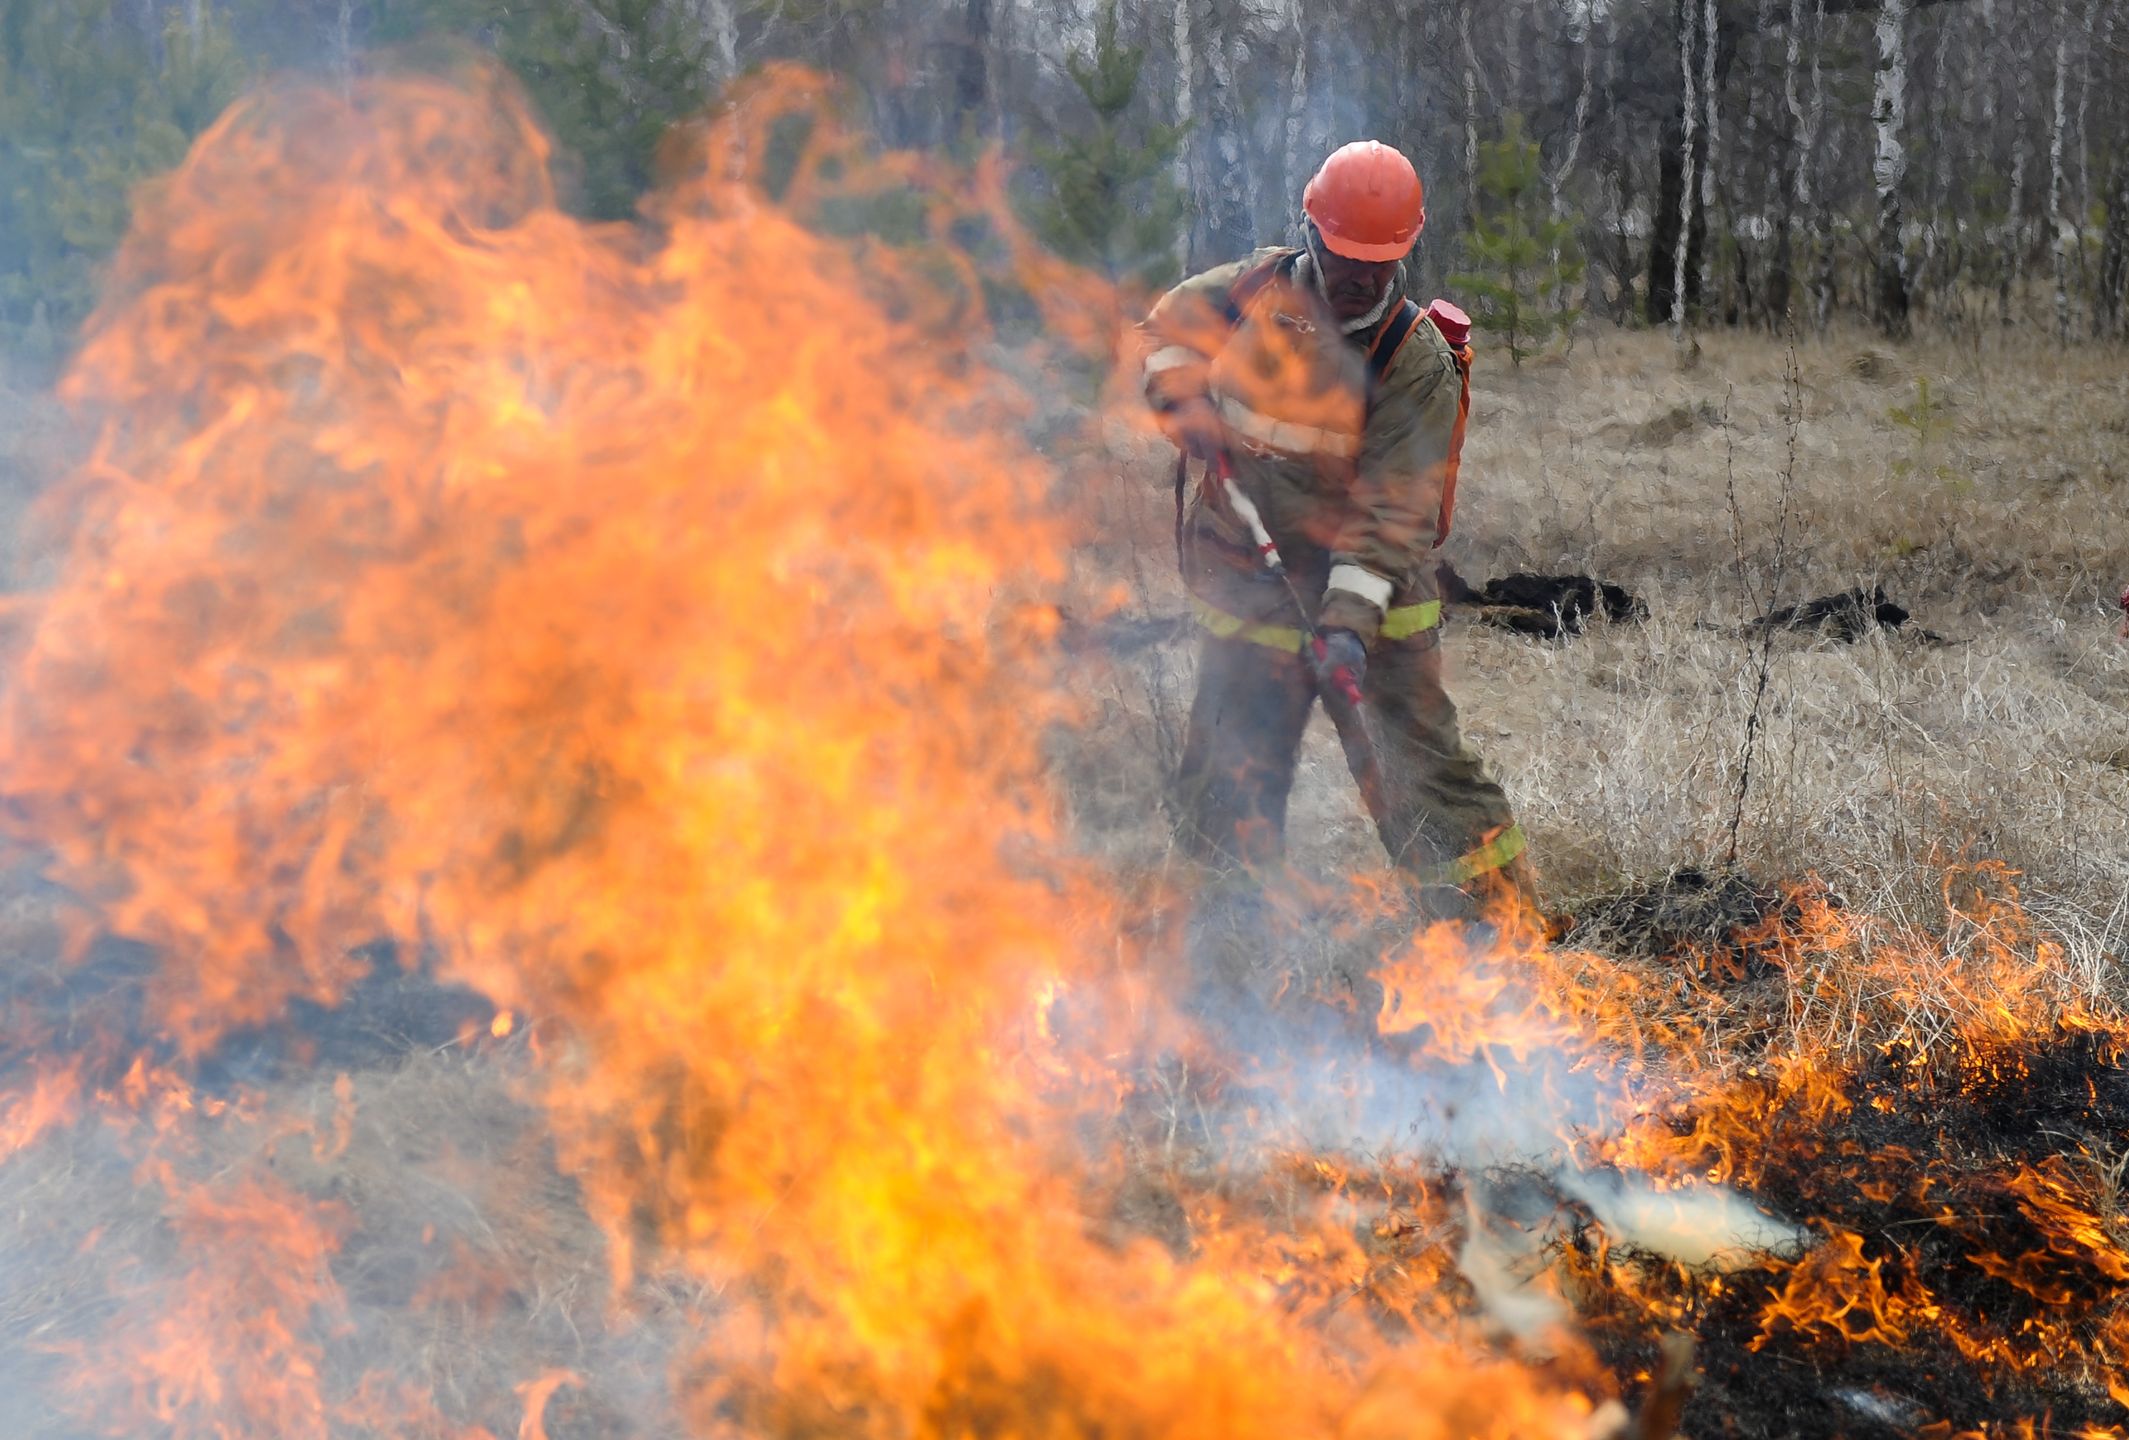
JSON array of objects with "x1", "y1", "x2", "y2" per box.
[
  {"x1": 0, "y1": 69, "x2": 1615, "y2": 1437},
  {"x1": 4, "y1": 64, "x2": 2124, "y2": 1440}
]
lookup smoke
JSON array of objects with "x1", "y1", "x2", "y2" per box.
[{"x1": 1174, "y1": 903, "x2": 1808, "y2": 1339}]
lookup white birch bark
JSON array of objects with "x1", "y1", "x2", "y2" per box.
[
  {"x1": 1784, "y1": 0, "x2": 1818, "y2": 212},
  {"x1": 1872, "y1": 0, "x2": 1911, "y2": 332},
  {"x1": 1793, "y1": 0, "x2": 1831, "y2": 325},
  {"x1": 1173, "y1": 0, "x2": 1196, "y2": 270},
  {"x1": 1284, "y1": 0, "x2": 1311, "y2": 212},
  {"x1": 1552, "y1": 5, "x2": 1597, "y2": 218},
  {"x1": 703, "y1": 0, "x2": 741, "y2": 80},
  {"x1": 2075, "y1": 0, "x2": 2101, "y2": 227},
  {"x1": 1672, "y1": 0, "x2": 1700, "y2": 335},
  {"x1": 1698, "y1": 0, "x2": 1719, "y2": 311}
]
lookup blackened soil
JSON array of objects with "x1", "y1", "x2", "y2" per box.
[
  {"x1": 1563, "y1": 867, "x2": 1800, "y2": 983},
  {"x1": 1594, "y1": 1029, "x2": 2129, "y2": 1438}
]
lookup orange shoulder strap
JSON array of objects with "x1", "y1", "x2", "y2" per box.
[{"x1": 1436, "y1": 341, "x2": 1473, "y2": 548}]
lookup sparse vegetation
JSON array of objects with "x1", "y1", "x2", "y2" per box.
[{"x1": 1451, "y1": 115, "x2": 1585, "y2": 367}]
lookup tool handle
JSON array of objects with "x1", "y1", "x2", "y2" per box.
[{"x1": 1210, "y1": 453, "x2": 1287, "y2": 574}]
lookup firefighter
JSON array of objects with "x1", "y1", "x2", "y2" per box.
[{"x1": 1139, "y1": 140, "x2": 1536, "y2": 919}]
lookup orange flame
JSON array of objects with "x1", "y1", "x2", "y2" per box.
[{"x1": 0, "y1": 68, "x2": 1618, "y2": 1437}]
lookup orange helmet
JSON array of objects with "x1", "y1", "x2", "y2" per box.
[{"x1": 1304, "y1": 141, "x2": 1426, "y2": 262}]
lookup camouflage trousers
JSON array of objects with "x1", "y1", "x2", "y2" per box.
[{"x1": 1172, "y1": 620, "x2": 1530, "y2": 905}]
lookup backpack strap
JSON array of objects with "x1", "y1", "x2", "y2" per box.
[
  {"x1": 1365, "y1": 298, "x2": 1425, "y2": 398},
  {"x1": 1427, "y1": 300, "x2": 1476, "y2": 548},
  {"x1": 1218, "y1": 249, "x2": 1301, "y2": 327},
  {"x1": 1180, "y1": 251, "x2": 1304, "y2": 570}
]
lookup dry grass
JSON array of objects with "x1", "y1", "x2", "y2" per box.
[
  {"x1": 1, "y1": 322, "x2": 2126, "y2": 1433},
  {"x1": 1066, "y1": 321, "x2": 2129, "y2": 1050},
  {"x1": 0, "y1": 1040, "x2": 704, "y2": 1439}
]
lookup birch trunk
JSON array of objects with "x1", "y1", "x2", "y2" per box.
[
  {"x1": 2075, "y1": 0, "x2": 2098, "y2": 221},
  {"x1": 704, "y1": 0, "x2": 741, "y2": 81},
  {"x1": 1284, "y1": 0, "x2": 1311, "y2": 214},
  {"x1": 1698, "y1": 0, "x2": 1720, "y2": 317},
  {"x1": 1773, "y1": 0, "x2": 1812, "y2": 324},
  {"x1": 1672, "y1": 0, "x2": 1700, "y2": 334},
  {"x1": 1551, "y1": 7, "x2": 1597, "y2": 217},
  {"x1": 1172, "y1": 0, "x2": 1196, "y2": 271},
  {"x1": 1999, "y1": 2, "x2": 2028, "y2": 326},
  {"x1": 1804, "y1": 0, "x2": 1832, "y2": 327},
  {"x1": 1872, "y1": 0, "x2": 1912, "y2": 337}
]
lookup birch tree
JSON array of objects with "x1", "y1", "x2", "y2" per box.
[
  {"x1": 1671, "y1": 0, "x2": 1700, "y2": 334},
  {"x1": 1170, "y1": 0, "x2": 1195, "y2": 271},
  {"x1": 1872, "y1": 0, "x2": 1912, "y2": 336}
]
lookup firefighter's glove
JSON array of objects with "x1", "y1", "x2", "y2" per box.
[
  {"x1": 1308, "y1": 628, "x2": 1367, "y2": 705},
  {"x1": 1160, "y1": 396, "x2": 1228, "y2": 462}
]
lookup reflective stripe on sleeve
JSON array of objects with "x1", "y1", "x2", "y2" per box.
[
  {"x1": 1214, "y1": 394, "x2": 1362, "y2": 459},
  {"x1": 1144, "y1": 345, "x2": 1202, "y2": 375},
  {"x1": 1327, "y1": 563, "x2": 1394, "y2": 612}
]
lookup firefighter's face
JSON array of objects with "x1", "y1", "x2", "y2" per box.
[{"x1": 1313, "y1": 235, "x2": 1401, "y2": 323}]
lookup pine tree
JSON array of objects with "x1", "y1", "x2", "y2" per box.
[
  {"x1": 1451, "y1": 115, "x2": 1585, "y2": 368},
  {"x1": 0, "y1": 0, "x2": 246, "y2": 363},
  {"x1": 1023, "y1": 0, "x2": 1186, "y2": 289},
  {"x1": 371, "y1": 0, "x2": 717, "y2": 222}
]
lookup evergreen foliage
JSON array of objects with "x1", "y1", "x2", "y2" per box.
[
  {"x1": 1022, "y1": 0, "x2": 1185, "y2": 289},
  {"x1": 369, "y1": 0, "x2": 716, "y2": 221},
  {"x1": 0, "y1": 1, "x2": 246, "y2": 362},
  {"x1": 1451, "y1": 115, "x2": 1584, "y2": 367}
]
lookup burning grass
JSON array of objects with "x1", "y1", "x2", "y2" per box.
[{"x1": 0, "y1": 60, "x2": 2125, "y2": 1440}]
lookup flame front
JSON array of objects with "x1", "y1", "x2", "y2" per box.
[
  {"x1": 0, "y1": 71, "x2": 1610, "y2": 1437},
  {"x1": 7, "y1": 64, "x2": 2126, "y2": 1440}
]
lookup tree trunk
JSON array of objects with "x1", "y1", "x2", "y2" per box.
[
  {"x1": 1284, "y1": 0, "x2": 1313, "y2": 214},
  {"x1": 2049, "y1": 31, "x2": 2071, "y2": 343},
  {"x1": 1698, "y1": 0, "x2": 1720, "y2": 317},
  {"x1": 1806, "y1": 0, "x2": 1833, "y2": 327},
  {"x1": 954, "y1": 0, "x2": 992, "y2": 137},
  {"x1": 1872, "y1": 0, "x2": 1912, "y2": 337},
  {"x1": 2075, "y1": 0, "x2": 2100, "y2": 231},
  {"x1": 1771, "y1": 0, "x2": 1816, "y2": 326},
  {"x1": 2097, "y1": 153, "x2": 2129, "y2": 337},
  {"x1": 1461, "y1": 3, "x2": 1480, "y2": 216},
  {"x1": 1172, "y1": 0, "x2": 1197, "y2": 272},
  {"x1": 1202, "y1": 14, "x2": 1255, "y2": 257},
  {"x1": 1999, "y1": 1, "x2": 2029, "y2": 326},
  {"x1": 1670, "y1": 0, "x2": 1702, "y2": 333},
  {"x1": 1551, "y1": 7, "x2": 1597, "y2": 217}
]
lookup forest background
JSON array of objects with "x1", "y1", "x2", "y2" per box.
[{"x1": 6, "y1": 0, "x2": 2129, "y2": 375}]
